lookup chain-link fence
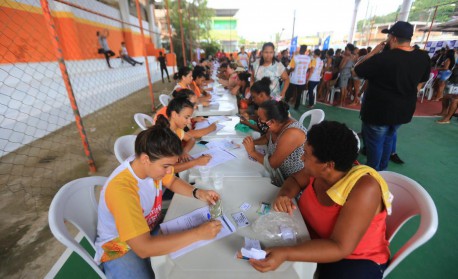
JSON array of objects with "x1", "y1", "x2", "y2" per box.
[{"x1": 0, "y1": 0, "x2": 181, "y2": 277}]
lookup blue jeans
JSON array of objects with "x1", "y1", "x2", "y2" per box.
[
  {"x1": 391, "y1": 132, "x2": 397, "y2": 154},
  {"x1": 103, "y1": 250, "x2": 155, "y2": 279},
  {"x1": 362, "y1": 122, "x2": 400, "y2": 171}
]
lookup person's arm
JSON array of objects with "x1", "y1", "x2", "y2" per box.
[
  {"x1": 242, "y1": 136, "x2": 264, "y2": 164},
  {"x1": 339, "y1": 56, "x2": 348, "y2": 71},
  {"x1": 279, "y1": 70, "x2": 290, "y2": 99},
  {"x1": 250, "y1": 175, "x2": 383, "y2": 271},
  {"x1": 355, "y1": 41, "x2": 386, "y2": 67},
  {"x1": 182, "y1": 132, "x2": 196, "y2": 154},
  {"x1": 173, "y1": 154, "x2": 212, "y2": 173},
  {"x1": 187, "y1": 123, "x2": 217, "y2": 138},
  {"x1": 273, "y1": 167, "x2": 310, "y2": 215},
  {"x1": 164, "y1": 176, "x2": 219, "y2": 205},
  {"x1": 253, "y1": 134, "x2": 268, "y2": 145},
  {"x1": 267, "y1": 128, "x2": 305, "y2": 169}
]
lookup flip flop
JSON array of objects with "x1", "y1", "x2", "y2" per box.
[{"x1": 435, "y1": 120, "x2": 450, "y2": 124}]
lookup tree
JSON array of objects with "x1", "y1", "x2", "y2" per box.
[
  {"x1": 357, "y1": 0, "x2": 455, "y2": 32},
  {"x1": 167, "y1": 0, "x2": 214, "y2": 67}
]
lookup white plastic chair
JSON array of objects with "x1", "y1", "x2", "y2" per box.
[
  {"x1": 418, "y1": 73, "x2": 435, "y2": 103},
  {"x1": 301, "y1": 86, "x2": 318, "y2": 106},
  {"x1": 159, "y1": 94, "x2": 171, "y2": 107},
  {"x1": 48, "y1": 176, "x2": 108, "y2": 279},
  {"x1": 298, "y1": 109, "x2": 325, "y2": 130},
  {"x1": 114, "y1": 135, "x2": 136, "y2": 163},
  {"x1": 380, "y1": 171, "x2": 438, "y2": 278},
  {"x1": 134, "y1": 113, "x2": 154, "y2": 130}
]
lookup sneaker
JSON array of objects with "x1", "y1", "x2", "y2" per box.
[{"x1": 390, "y1": 153, "x2": 404, "y2": 164}]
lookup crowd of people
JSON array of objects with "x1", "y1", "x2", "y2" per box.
[{"x1": 92, "y1": 20, "x2": 443, "y2": 279}]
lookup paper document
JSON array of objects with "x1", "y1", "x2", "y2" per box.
[
  {"x1": 160, "y1": 206, "x2": 236, "y2": 259},
  {"x1": 205, "y1": 139, "x2": 240, "y2": 151},
  {"x1": 207, "y1": 116, "x2": 230, "y2": 124},
  {"x1": 191, "y1": 147, "x2": 237, "y2": 168},
  {"x1": 194, "y1": 120, "x2": 225, "y2": 132}
]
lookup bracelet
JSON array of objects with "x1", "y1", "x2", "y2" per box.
[{"x1": 192, "y1": 188, "x2": 199, "y2": 199}]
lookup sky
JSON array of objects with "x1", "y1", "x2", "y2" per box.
[{"x1": 207, "y1": 0, "x2": 405, "y2": 42}]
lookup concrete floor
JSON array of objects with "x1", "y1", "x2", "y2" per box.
[{"x1": 0, "y1": 80, "x2": 176, "y2": 279}]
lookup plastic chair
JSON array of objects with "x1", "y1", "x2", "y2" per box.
[
  {"x1": 298, "y1": 109, "x2": 325, "y2": 130},
  {"x1": 48, "y1": 176, "x2": 108, "y2": 279},
  {"x1": 159, "y1": 94, "x2": 171, "y2": 107},
  {"x1": 301, "y1": 86, "x2": 318, "y2": 106},
  {"x1": 418, "y1": 73, "x2": 435, "y2": 103},
  {"x1": 114, "y1": 135, "x2": 136, "y2": 163},
  {"x1": 380, "y1": 171, "x2": 438, "y2": 278},
  {"x1": 134, "y1": 113, "x2": 154, "y2": 130}
]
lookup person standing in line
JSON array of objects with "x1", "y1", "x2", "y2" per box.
[
  {"x1": 285, "y1": 45, "x2": 311, "y2": 109},
  {"x1": 307, "y1": 49, "x2": 324, "y2": 108},
  {"x1": 237, "y1": 46, "x2": 249, "y2": 70},
  {"x1": 354, "y1": 21, "x2": 430, "y2": 171},
  {"x1": 97, "y1": 29, "x2": 115, "y2": 68},
  {"x1": 119, "y1": 42, "x2": 143, "y2": 66},
  {"x1": 251, "y1": 42, "x2": 290, "y2": 101},
  {"x1": 338, "y1": 44, "x2": 356, "y2": 106},
  {"x1": 158, "y1": 51, "x2": 171, "y2": 83}
]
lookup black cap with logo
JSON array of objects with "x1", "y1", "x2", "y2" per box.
[{"x1": 381, "y1": 21, "x2": 414, "y2": 39}]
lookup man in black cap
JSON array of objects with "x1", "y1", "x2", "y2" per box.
[{"x1": 353, "y1": 21, "x2": 431, "y2": 171}]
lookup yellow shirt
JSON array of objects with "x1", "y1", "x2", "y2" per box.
[{"x1": 94, "y1": 159, "x2": 175, "y2": 263}]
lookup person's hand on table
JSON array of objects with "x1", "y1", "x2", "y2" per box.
[
  {"x1": 195, "y1": 154, "x2": 212, "y2": 165},
  {"x1": 193, "y1": 116, "x2": 205, "y2": 122},
  {"x1": 273, "y1": 196, "x2": 297, "y2": 216},
  {"x1": 179, "y1": 152, "x2": 193, "y2": 162},
  {"x1": 242, "y1": 136, "x2": 255, "y2": 154},
  {"x1": 194, "y1": 219, "x2": 222, "y2": 240},
  {"x1": 195, "y1": 188, "x2": 220, "y2": 205},
  {"x1": 250, "y1": 247, "x2": 287, "y2": 272},
  {"x1": 209, "y1": 122, "x2": 218, "y2": 131},
  {"x1": 202, "y1": 100, "x2": 210, "y2": 107}
]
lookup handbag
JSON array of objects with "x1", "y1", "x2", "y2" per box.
[{"x1": 263, "y1": 155, "x2": 284, "y2": 187}]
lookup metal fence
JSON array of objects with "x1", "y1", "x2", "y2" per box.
[{"x1": 0, "y1": 0, "x2": 177, "y2": 208}]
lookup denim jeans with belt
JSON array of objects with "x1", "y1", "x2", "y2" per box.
[{"x1": 362, "y1": 122, "x2": 400, "y2": 171}]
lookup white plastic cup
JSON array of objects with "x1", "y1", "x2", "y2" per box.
[
  {"x1": 213, "y1": 172, "x2": 224, "y2": 191},
  {"x1": 197, "y1": 104, "x2": 203, "y2": 111},
  {"x1": 199, "y1": 166, "x2": 210, "y2": 183}
]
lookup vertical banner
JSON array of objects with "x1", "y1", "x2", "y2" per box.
[
  {"x1": 322, "y1": 36, "x2": 331, "y2": 51},
  {"x1": 290, "y1": 36, "x2": 298, "y2": 55}
]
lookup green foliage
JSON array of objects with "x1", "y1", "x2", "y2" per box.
[
  {"x1": 357, "y1": 0, "x2": 455, "y2": 32},
  {"x1": 200, "y1": 40, "x2": 221, "y2": 58},
  {"x1": 168, "y1": 0, "x2": 214, "y2": 67}
]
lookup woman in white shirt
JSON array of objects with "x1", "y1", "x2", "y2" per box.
[{"x1": 251, "y1": 42, "x2": 290, "y2": 100}]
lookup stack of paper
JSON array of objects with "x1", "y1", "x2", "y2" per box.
[{"x1": 160, "y1": 206, "x2": 236, "y2": 259}]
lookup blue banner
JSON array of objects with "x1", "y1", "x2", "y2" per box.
[
  {"x1": 290, "y1": 36, "x2": 298, "y2": 55},
  {"x1": 322, "y1": 36, "x2": 330, "y2": 50}
]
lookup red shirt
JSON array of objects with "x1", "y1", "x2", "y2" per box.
[{"x1": 298, "y1": 178, "x2": 390, "y2": 264}]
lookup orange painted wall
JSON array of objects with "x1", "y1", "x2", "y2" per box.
[{"x1": 0, "y1": 3, "x2": 170, "y2": 64}]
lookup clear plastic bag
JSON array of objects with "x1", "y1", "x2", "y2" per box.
[{"x1": 252, "y1": 212, "x2": 300, "y2": 245}]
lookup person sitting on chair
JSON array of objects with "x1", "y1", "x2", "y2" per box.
[
  {"x1": 250, "y1": 121, "x2": 391, "y2": 279},
  {"x1": 95, "y1": 124, "x2": 221, "y2": 279}
]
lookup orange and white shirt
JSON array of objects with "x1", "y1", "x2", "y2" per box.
[
  {"x1": 94, "y1": 158, "x2": 175, "y2": 264},
  {"x1": 289, "y1": 54, "x2": 311, "y2": 85},
  {"x1": 309, "y1": 57, "x2": 324, "y2": 82}
]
